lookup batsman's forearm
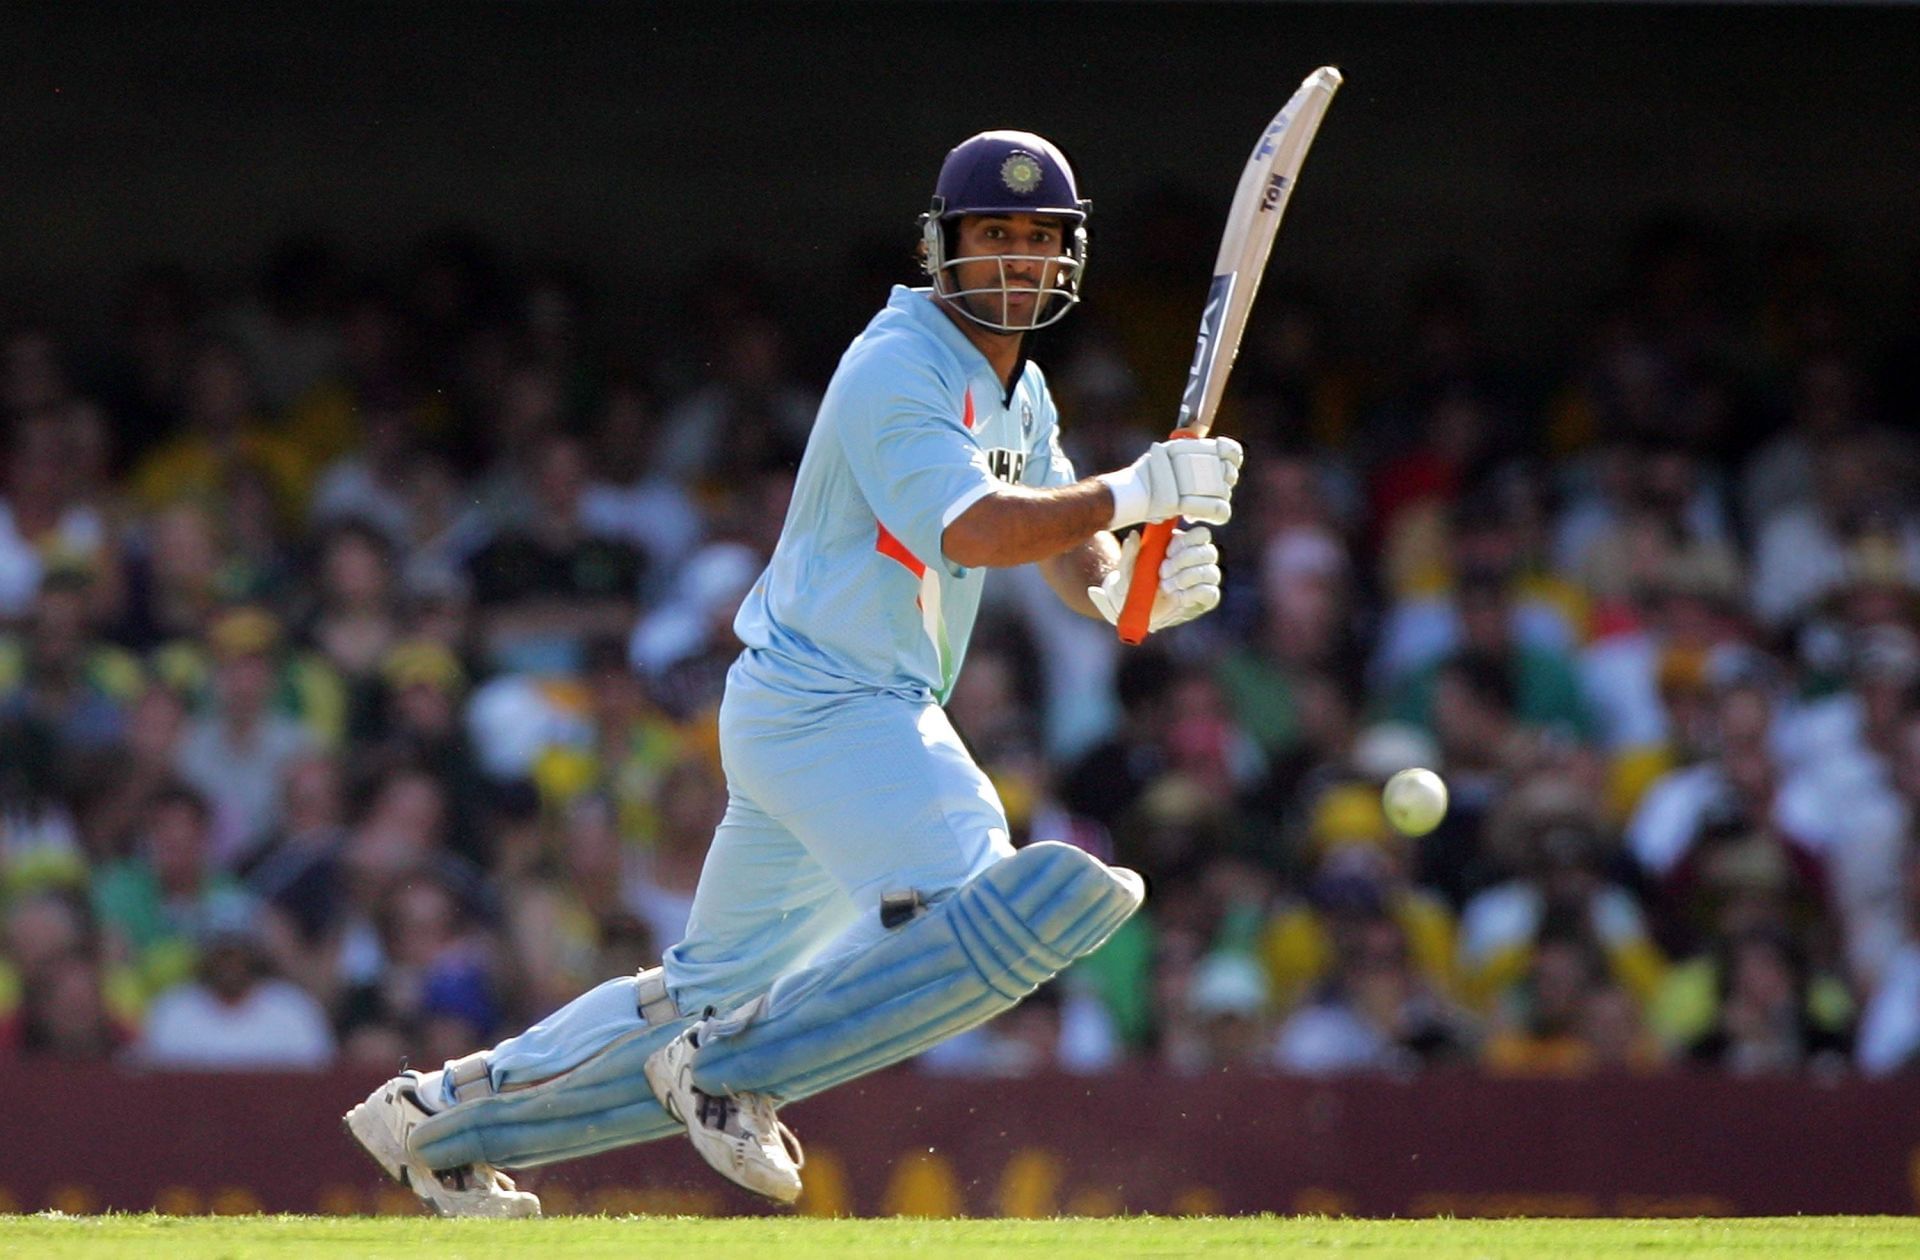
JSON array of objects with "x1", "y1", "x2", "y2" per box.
[
  {"x1": 941, "y1": 481, "x2": 1119, "y2": 569},
  {"x1": 1040, "y1": 533, "x2": 1121, "y2": 618}
]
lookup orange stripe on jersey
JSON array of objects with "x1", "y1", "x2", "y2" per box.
[
  {"x1": 873, "y1": 388, "x2": 964, "y2": 584},
  {"x1": 875, "y1": 520, "x2": 926, "y2": 579}
]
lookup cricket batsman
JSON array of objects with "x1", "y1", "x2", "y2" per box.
[{"x1": 346, "y1": 130, "x2": 1243, "y2": 1214}]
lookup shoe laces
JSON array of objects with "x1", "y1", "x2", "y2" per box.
[
  {"x1": 695, "y1": 1090, "x2": 804, "y2": 1170},
  {"x1": 735, "y1": 1093, "x2": 805, "y2": 1170}
]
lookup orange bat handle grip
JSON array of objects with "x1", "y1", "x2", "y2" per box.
[{"x1": 1115, "y1": 427, "x2": 1199, "y2": 645}]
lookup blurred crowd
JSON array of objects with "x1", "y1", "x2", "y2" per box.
[{"x1": 5, "y1": 220, "x2": 1920, "y2": 1086}]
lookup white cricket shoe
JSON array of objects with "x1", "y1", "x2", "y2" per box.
[
  {"x1": 644, "y1": 1025, "x2": 804, "y2": 1204},
  {"x1": 343, "y1": 1072, "x2": 542, "y2": 1218}
]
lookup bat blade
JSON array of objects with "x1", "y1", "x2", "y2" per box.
[
  {"x1": 1180, "y1": 66, "x2": 1342, "y2": 439},
  {"x1": 1116, "y1": 66, "x2": 1342, "y2": 646}
]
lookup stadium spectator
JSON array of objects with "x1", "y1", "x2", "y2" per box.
[
  {"x1": 92, "y1": 783, "x2": 258, "y2": 1003},
  {"x1": 1154, "y1": 949, "x2": 1273, "y2": 1076},
  {"x1": 283, "y1": 286, "x2": 428, "y2": 473},
  {"x1": 3, "y1": 893, "x2": 95, "y2": 1033},
  {"x1": 132, "y1": 902, "x2": 335, "y2": 1070},
  {"x1": 20, "y1": 950, "x2": 131, "y2": 1062},
  {"x1": 623, "y1": 757, "x2": 723, "y2": 951},
  {"x1": 1856, "y1": 841, "x2": 1920, "y2": 1076},
  {"x1": 579, "y1": 380, "x2": 705, "y2": 587},
  {"x1": 1259, "y1": 783, "x2": 1457, "y2": 1010},
  {"x1": 1273, "y1": 906, "x2": 1473, "y2": 1076},
  {"x1": 1562, "y1": 441, "x2": 1740, "y2": 621},
  {"x1": 1627, "y1": 668, "x2": 1799, "y2": 896},
  {"x1": 1062, "y1": 648, "x2": 1180, "y2": 833},
  {"x1": 1214, "y1": 461, "x2": 1357, "y2": 769},
  {"x1": 1739, "y1": 350, "x2": 1874, "y2": 533},
  {"x1": 1575, "y1": 550, "x2": 1748, "y2": 822},
  {"x1": 1, "y1": 890, "x2": 139, "y2": 1061},
  {"x1": 360, "y1": 639, "x2": 489, "y2": 860},
  {"x1": 0, "y1": 403, "x2": 121, "y2": 622},
  {"x1": 0, "y1": 715, "x2": 88, "y2": 900},
  {"x1": 1385, "y1": 558, "x2": 1595, "y2": 747},
  {"x1": 1774, "y1": 629, "x2": 1920, "y2": 983},
  {"x1": 505, "y1": 790, "x2": 655, "y2": 1016},
  {"x1": 1457, "y1": 783, "x2": 1666, "y2": 1014},
  {"x1": 111, "y1": 503, "x2": 228, "y2": 654},
  {"x1": 128, "y1": 340, "x2": 311, "y2": 524},
  {"x1": 944, "y1": 641, "x2": 1039, "y2": 768},
  {"x1": 377, "y1": 876, "x2": 501, "y2": 1067},
  {"x1": 464, "y1": 360, "x2": 566, "y2": 541},
  {"x1": 301, "y1": 522, "x2": 405, "y2": 738},
  {"x1": 310, "y1": 387, "x2": 430, "y2": 548},
  {"x1": 0, "y1": 566, "x2": 143, "y2": 758},
  {"x1": 1749, "y1": 428, "x2": 1920, "y2": 632},
  {"x1": 172, "y1": 607, "x2": 319, "y2": 866},
  {"x1": 1684, "y1": 927, "x2": 1851, "y2": 1077},
  {"x1": 244, "y1": 753, "x2": 351, "y2": 933},
  {"x1": 466, "y1": 431, "x2": 645, "y2": 674},
  {"x1": 1647, "y1": 821, "x2": 1850, "y2": 1059},
  {"x1": 217, "y1": 236, "x2": 345, "y2": 418},
  {"x1": 652, "y1": 314, "x2": 816, "y2": 491}
]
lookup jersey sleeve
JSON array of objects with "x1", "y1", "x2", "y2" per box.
[{"x1": 830, "y1": 342, "x2": 997, "y2": 576}]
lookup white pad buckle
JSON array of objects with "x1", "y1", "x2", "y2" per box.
[
  {"x1": 636, "y1": 965, "x2": 679, "y2": 1027},
  {"x1": 446, "y1": 1051, "x2": 495, "y2": 1104}
]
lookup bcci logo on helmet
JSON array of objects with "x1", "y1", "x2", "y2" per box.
[{"x1": 1000, "y1": 152, "x2": 1044, "y2": 195}]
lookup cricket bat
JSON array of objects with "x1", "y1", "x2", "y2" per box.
[{"x1": 1115, "y1": 66, "x2": 1343, "y2": 645}]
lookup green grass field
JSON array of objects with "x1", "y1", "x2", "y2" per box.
[{"x1": 1, "y1": 1215, "x2": 1916, "y2": 1259}]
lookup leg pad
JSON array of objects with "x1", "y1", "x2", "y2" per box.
[
  {"x1": 690, "y1": 842, "x2": 1143, "y2": 1102},
  {"x1": 408, "y1": 970, "x2": 693, "y2": 1170}
]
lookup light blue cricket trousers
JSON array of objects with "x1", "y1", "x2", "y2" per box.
[
  {"x1": 665, "y1": 653, "x2": 1016, "y2": 1014},
  {"x1": 484, "y1": 651, "x2": 1013, "y2": 1084}
]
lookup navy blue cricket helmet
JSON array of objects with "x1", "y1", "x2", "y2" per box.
[{"x1": 920, "y1": 130, "x2": 1091, "y2": 332}]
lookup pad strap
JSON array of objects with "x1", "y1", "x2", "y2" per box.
[
  {"x1": 445, "y1": 1051, "x2": 494, "y2": 1103},
  {"x1": 411, "y1": 1017, "x2": 691, "y2": 1170},
  {"x1": 636, "y1": 965, "x2": 678, "y2": 1026}
]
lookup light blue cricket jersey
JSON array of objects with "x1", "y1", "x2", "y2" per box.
[{"x1": 733, "y1": 286, "x2": 1076, "y2": 703}]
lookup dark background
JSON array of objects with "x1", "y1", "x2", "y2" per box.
[{"x1": 5, "y1": 3, "x2": 1917, "y2": 362}]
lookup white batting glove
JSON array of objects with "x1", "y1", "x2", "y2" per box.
[
  {"x1": 1087, "y1": 526, "x2": 1223, "y2": 635},
  {"x1": 1095, "y1": 436, "x2": 1243, "y2": 531}
]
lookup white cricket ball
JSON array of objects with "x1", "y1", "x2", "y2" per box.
[{"x1": 1382, "y1": 767, "x2": 1448, "y2": 837}]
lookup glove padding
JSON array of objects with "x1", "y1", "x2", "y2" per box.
[
  {"x1": 1097, "y1": 436, "x2": 1244, "y2": 531},
  {"x1": 1088, "y1": 526, "x2": 1222, "y2": 635}
]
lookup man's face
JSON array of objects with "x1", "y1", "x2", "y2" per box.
[
  {"x1": 1457, "y1": 583, "x2": 1511, "y2": 652},
  {"x1": 533, "y1": 437, "x2": 588, "y2": 517},
  {"x1": 147, "y1": 801, "x2": 208, "y2": 884},
  {"x1": 29, "y1": 587, "x2": 89, "y2": 667},
  {"x1": 943, "y1": 213, "x2": 1068, "y2": 331},
  {"x1": 202, "y1": 941, "x2": 257, "y2": 1003},
  {"x1": 216, "y1": 652, "x2": 275, "y2": 715}
]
